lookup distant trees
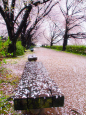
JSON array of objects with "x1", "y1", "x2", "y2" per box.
[
  {"x1": 0, "y1": 0, "x2": 59, "y2": 56},
  {"x1": 59, "y1": 0, "x2": 86, "y2": 51},
  {"x1": 21, "y1": 0, "x2": 59, "y2": 49},
  {"x1": 43, "y1": 21, "x2": 64, "y2": 47}
]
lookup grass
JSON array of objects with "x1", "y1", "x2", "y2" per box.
[
  {"x1": 0, "y1": 67, "x2": 21, "y2": 114},
  {"x1": 0, "y1": 49, "x2": 33, "y2": 114},
  {"x1": 44, "y1": 45, "x2": 86, "y2": 56}
]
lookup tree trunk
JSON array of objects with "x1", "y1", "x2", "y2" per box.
[
  {"x1": 12, "y1": 40, "x2": 16, "y2": 57},
  {"x1": 21, "y1": 23, "x2": 27, "y2": 48},
  {"x1": 8, "y1": 38, "x2": 16, "y2": 57},
  {"x1": 62, "y1": 27, "x2": 68, "y2": 51},
  {"x1": 26, "y1": 36, "x2": 31, "y2": 49},
  {"x1": 26, "y1": 31, "x2": 32, "y2": 49},
  {"x1": 21, "y1": 34, "x2": 26, "y2": 48},
  {"x1": 50, "y1": 41, "x2": 53, "y2": 48},
  {"x1": 62, "y1": 37, "x2": 68, "y2": 51}
]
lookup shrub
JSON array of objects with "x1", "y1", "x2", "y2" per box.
[
  {"x1": 44, "y1": 45, "x2": 63, "y2": 50},
  {"x1": 51, "y1": 45, "x2": 63, "y2": 50},
  {"x1": 0, "y1": 37, "x2": 12, "y2": 57},
  {"x1": 66, "y1": 45, "x2": 86, "y2": 55},
  {"x1": 16, "y1": 41, "x2": 24, "y2": 56},
  {"x1": 0, "y1": 37, "x2": 25, "y2": 57},
  {"x1": 44, "y1": 46, "x2": 50, "y2": 48},
  {"x1": 0, "y1": 37, "x2": 13, "y2": 66},
  {"x1": 44, "y1": 45, "x2": 86, "y2": 55}
]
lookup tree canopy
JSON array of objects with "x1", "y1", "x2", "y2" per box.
[{"x1": 0, "y1": 0, "x2": 59, "y2": 56}]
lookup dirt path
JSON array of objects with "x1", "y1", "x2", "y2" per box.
[
  {"x1": 34, "y1": 47, "x2": 86, "y2": 115},
  {"x1": 3, "y1": 48, "x2": 86, "y2": 115}
]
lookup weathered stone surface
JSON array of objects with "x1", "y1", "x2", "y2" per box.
[
  {"x1": 14, "y1": 62, "x2": 64, "y2": 110},
  {"x1": 28, "y1": 55, "x2": 37, "y2": 61}
]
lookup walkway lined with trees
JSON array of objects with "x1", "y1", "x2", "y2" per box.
[
  {"x1": 0, "y1": 0, "x2": 86, "y2": 114},
  {"x1": 0, "y1": 0, "x2": 86, "y2": 57}
]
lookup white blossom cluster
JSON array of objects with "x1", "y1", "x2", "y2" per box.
[{"x1": 14, "y1": 61, "x2": 63, "y2": 99}]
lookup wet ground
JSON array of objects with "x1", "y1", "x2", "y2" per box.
[
  {"x1": 3, "y1": 47, "x2": 86, "y2": 115},
  {"x1": 34, "y1": 47, "x2": 86, "y2": 115}
]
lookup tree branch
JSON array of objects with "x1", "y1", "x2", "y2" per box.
[
  {"x1": 43, "y1": 29, "x2": 50, "y2": 42},
  {"x1": 0, "y1": 6, "x2": 10, "y2": 31},
  {"x1": 70, "y1": 33, "x2": 86, "y2": 39},
  {"x1": 2, "y1": 0, "x2": 8, "y2": 10},
  {"x1": 42, "y1": 1, "x2": 59, "y2": 18},
  {"x1": 54, "y1": 38, "x2": 63, "y2": 44},
  {"x1": 59, "y1": 4, "x2": 66, "y2": 19},
  {"x1": 14, "y1": 6, "x2": 28, "y2": 23},
  {"x1": 15, "y1": 4, "x2": 32, "y2": 40}
]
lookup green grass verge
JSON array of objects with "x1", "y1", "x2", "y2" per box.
[
  {"x1": 43, "y1": 45, "x2": 86, "y2": 56},
  {"x1": 0, "y1": 68, "x2": 21, "y2": 114}
]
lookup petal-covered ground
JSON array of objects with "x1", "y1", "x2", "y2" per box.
[
  {"x1": 34, "y1": 47, "x2": 86, "y2": 115},
  {"x1": 2, "y1": 47, "x2": 86, "y2": 115}
]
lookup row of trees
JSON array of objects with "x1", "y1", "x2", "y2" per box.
[
  {"x1": 0, "y1": 0, "x2": 86, "y2": 55},
  {"x1": 60, "y1": 0, "x2": 86, "y2": 51},
  {"x1": 43, "y1": 0, "x2": 86, "y2": 50},
  {"x1": 0, "y1": 0, "x2": 59, "y2": 56}
]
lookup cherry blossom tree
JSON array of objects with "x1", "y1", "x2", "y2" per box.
[
  {"x1": 20, "y1": 0, "x2": 59, "y2": 48},
  {"x1": 43, "y1": 20, "x2": 64, "y2": 47},
  {"x1": 59, "y1": 0, "x2": 86, "y2": 51},
  {"x1": 0, "y1": 0, "x2": 59, "y2": 56}
]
